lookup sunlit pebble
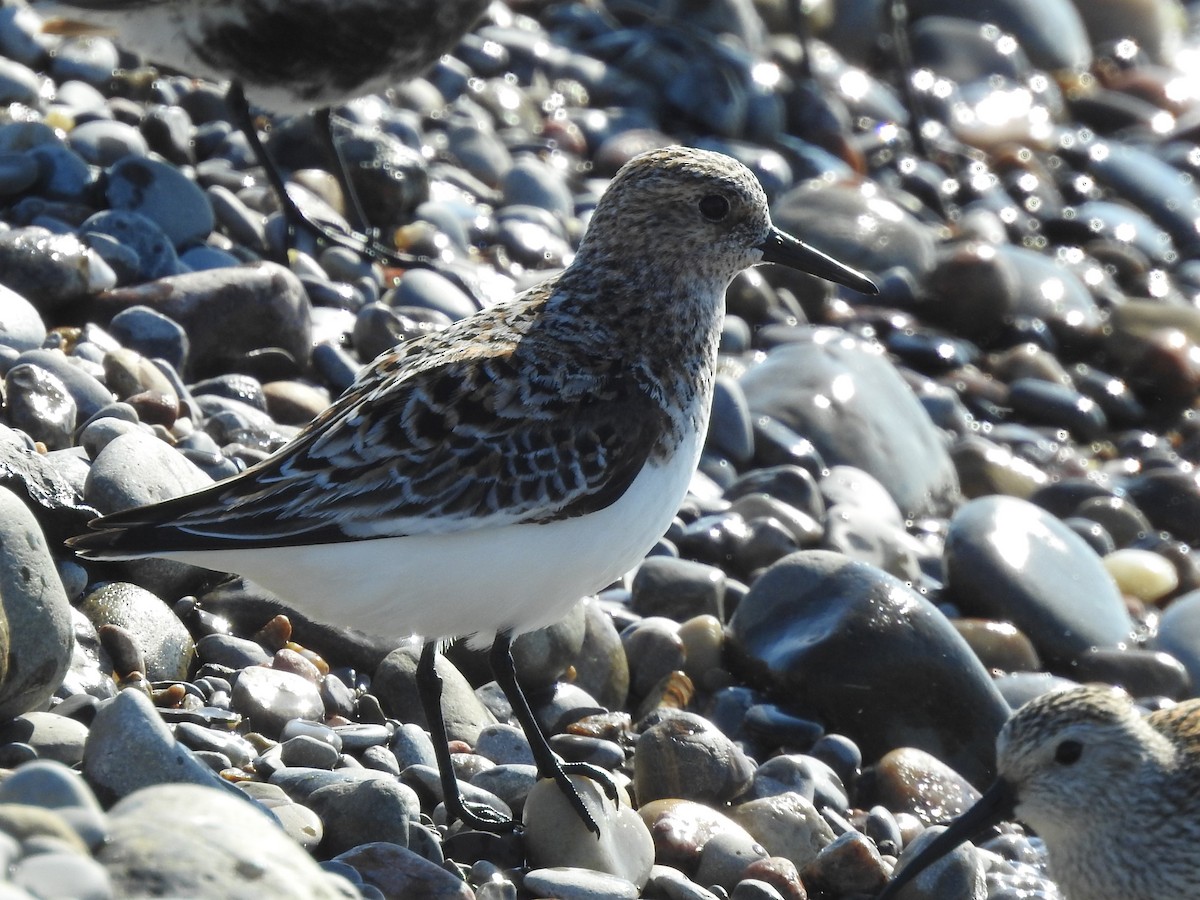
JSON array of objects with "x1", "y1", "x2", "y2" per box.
[{"x1": 1103, "y1": 548, "x2": 1179, "y2": 603}]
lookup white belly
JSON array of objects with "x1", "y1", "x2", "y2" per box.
[{"x1": 162, "y1": 430, "x2": 702, "y2": 647}]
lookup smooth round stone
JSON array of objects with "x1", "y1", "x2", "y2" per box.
[
  {"x1": 82, "y1": 689, "x2": 232, "y2": 805},
  {"x1": 77, "y1": 582, "x2": 195, "y2": 681},
  {"x1": 822, "y1": 504, "x2": 925, "y2": 582},
  {"x1": 106, "y1": 156, "x2": 213, "y2": 247},
  {"x1": 886, "y1": 823, "x2": 988, "y2": 899},
  {"x1": 373, "y1": 647, "x2": 495, "y2": 744},
  {"x1": 231, "y1": 666, "x2": 325, "y2": 737},
  {"x1": 799, "y1": 830, "x2": 888, "y2": 896},
  {"x1": 868, "y1": 747, "x2": 982, "y2": 828},
  {"x1": 0, "y1": 713, "x2": 88, "y2": 767},
  {"x1": 1102, "y1": 548, "x2": 1178, "y2": 603},
  {"x1": 677, "y1": 614, "x2": 724, "y2": 685},
  {"x1": 78, "y1": 416, "x2": 142, "y2": 460},
  {"x1": 511, "y1": 601, "x2": 588, "y2": 689},
  {"x1": 631, "y1": 557, "x2": 726, "y2": 622},
  {"x1": 281, "y1": 735, "x2": 341, "y2": 770},
  {"x1": 332, "y1": 842, "x2": 472, "y2": 899},
  {"x1": 16, "y1": 349, "x2": 112, "y2": 421},
  {"x1": 269, "y1": 797, "x2": 324, "y2": 850},
  {"x1": 281, "y1": 720, "x2": 343, "y2": 753},
  {"x1": 1069, "y1": 647, "x2": 1189, "y2": 700},
  {"x1": 83, "y1": 429, "x2": 211, "y2": 513},
  {"x1": 739, "y1": 331, "x2": 959, "y2": 519},
  {"x1": 100, "y1": 783, "x2": 355, "y2": 899},
  {"x1": 306, "y1": 778, "x2": 417, "y2": 856},
  {"x1": 92, "y1": 261, "x2": 311, "y2": 378},
  {"x1": 391, "y1": 723, "x2": 438, "y2": 771},
  {"x1": 639, "y1": 799, "x2": 761, "y2": 876},
  {"x1": 621, "y1": 618, "x2": 685, "y2": 701},
  {"x1": 196, "y1": 633, "x2": 271, "y2": 669},
  {"x1": 707, "y1": 375, "x2": 754, "y2": 464},
  {"x1": 262, "y1": 380, "x2": 329, "y2": 425},
  {"x1": 107, "y1": 306, "x2": 189, "y2": 372},
  {"x1": 728, "y1": 550, "x2": 1007, "y2": 787},
  {"x1": 634, "y1": 711, "x2": 754, "y2": 804},
  {"x1": 399, "y1": 763, "x2": 511, "y2": 823},
  {"x1": 727, "y1": 793, "x2": 834, "y2": 871},
  {"x1": 5, "y1": 363, "x2": 76, "y2": 450},
  {"x1": 0, "y1": 283, "x2": 45, "y2": 351},
  {"x1": 745, "y1": 755, "x2": 848, "y2": 811},
  {"x1": 12, "y1": 851, "x2": 112, "y2": 900},
  {"x1": 0, "y1": 759, "x2": 107, "y2": 848},
  {"x1": 727, "y1": 466, "x2": 824, "y2": 519},
  {"x1": 470, "y1": 763, "x2": 538, "y2": 815},
  {"x1": 0, "y1": 486, "x2": 73, "y2": 719},
  {"x1": 944, "y1": 495, "x2": 1138, "y2": 664},
  {"x1": 0, "y1": 56, "x2": 37, "y2": 106},
  {"x1": 728, "y1": 880, "x2": 783, "y2": 900},
  {"x1": 81, "y1": 210, "x2": 181, "y2": 281},
  {"x1": 388, "y1": 269, "x2": 475, "y2": 322},
  {"x1": 1151, "y1": 589, "x2": 1200, "y2": 689},
  {"x1": 501, "y1": 156, "x2": 573, "y2": 223},
  {"x1": 1073, "y1": 496, "x2": 1152, "y2": 548},
  {"x1": 523, "y1": 868, "x2": 638, "y2": 900},
  {"x1": 952, "y1": 620, "x2": 1040, "y2": 673},
  {"x1": 174, "y1": 722, "x2": 255, "y2": 768},
  {"x1": 475, "y1": 723, "x2": 535, "y2": 766},
  {"x1": 331, "y1": 723, "x2": 390, "y2": 752},
  {"x1": 0, "y1": 150, "x2": 38, "y2": 198},
  {"x1": 523, "y1": 776, "x2": 654, "y2": 890},
  {"x1": 569, "y1": 597, "x2": 631, "y2": 712},
  {"x1": 68, "y1": 119, "x2": 149, "y2": 167},
  {"x1": 26, "y1": 142, "x2": 93, "y2": 202}
]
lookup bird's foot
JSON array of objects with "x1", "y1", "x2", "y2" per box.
[
  {"x1": 443, "y1": 794, "x2": 521, "y2": 835},
  {"x1": 548, "y1": 761, "x2": 621, "y2": 838}
]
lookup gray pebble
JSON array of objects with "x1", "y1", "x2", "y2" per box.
[{"x1": 230, "y1": 666, "x2": 324, "y2": 737}]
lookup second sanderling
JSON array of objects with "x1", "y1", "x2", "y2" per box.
[
  {"x1": 70, "y1": 145, "x2": 878, "y2": 834},
  {"x1": 879, "y1": 684, "x2": 1200, "y2": 900},
  {"x1": 35, "y1": 0, "x2": 490, "y2": 261}
]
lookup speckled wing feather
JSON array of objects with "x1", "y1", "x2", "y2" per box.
[{"x1": 71, "y1": 291, "x2": 671, "y2": 554}]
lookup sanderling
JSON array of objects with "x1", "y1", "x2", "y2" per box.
[
  {"x1": 879, "y1": 684, "x2": 1200, "y2": 900},
  {"x1": 36, "y1": 0, "x2": 489, "y2": 261},
  {"x1": 70, "y1": 146, "x2": 878, "y2": 833}
]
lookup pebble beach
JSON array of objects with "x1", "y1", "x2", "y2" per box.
[{"x1": 0, "y1": 0, "x2": 1198, "y2": 897}]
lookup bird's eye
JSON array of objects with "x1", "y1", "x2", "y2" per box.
[
  {"x1": 1054, "y1": 740, "x2": 1083, "y2": 765},
  {"x1": 698, "y1": 194, "x2": 730, "y2": 222}
]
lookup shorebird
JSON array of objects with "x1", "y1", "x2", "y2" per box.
[
  {"x1": 70, "y1": 146, "x2": 878, "y2": 833},
  {"x1": 35, "y1": 0, "x2": 490, "y2": 262},
  {"x1": 879, "y1": 684, "x2": 1200, "y2": 900}
]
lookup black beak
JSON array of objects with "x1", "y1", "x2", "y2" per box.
[
  {"x1": 877, "y1": 778, "x2": 1017, "y2": 899},
  {"x1": 757, "y1": 226, "x2": 878, "y2": 295}
]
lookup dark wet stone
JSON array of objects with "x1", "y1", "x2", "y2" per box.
[
  {"x1": 1124, "y1": 469, "x2": 1200, "y2": 545},
  {"x1": 728, "y1": 550, "x2": 1007, "y2": 787},
  {"x1": 90, "y1": 261, "x2": 312, "y2": 379},
  {"x1": 16, "y1": 349, "x2": 112, "y2": 422},
  {"x1": 944, "y1": 495, "x2": 1137, "y2": 665},
  {"x1": 739, "y1": 331, "x2": 960, "y2": 519},
  {"x1": 81, "y1": 210, "x2": 182, "y2": 282},
  {"x1": 1006, "y1": 378, "x2": 1107, "y2": 441},
  {"x1": 631, "y1": 557, "x2": 725, "y2": 622},
  {"x1": 1068, "y1": 648, "x2": 1189, "y2": 700},
  {"x1": 952, "y1": 620, "x2": 1040, "y2": 674},
  {"x1": 634, "y1": 710, "x2": 754, "y2": 804}
]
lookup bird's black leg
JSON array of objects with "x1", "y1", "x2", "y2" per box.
[
  {"x1": 416, "y1": 640, "x2": 517, "y2": 833},
  {"x1": 312, "y1": 106, "x2": 373, "y2": 236},
  {"x1": 225, "y1": 81, "x2": 395, "y2": 264},
  {"x1": 489, "y1": 631, "x2": 619, "y2": 837}
]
